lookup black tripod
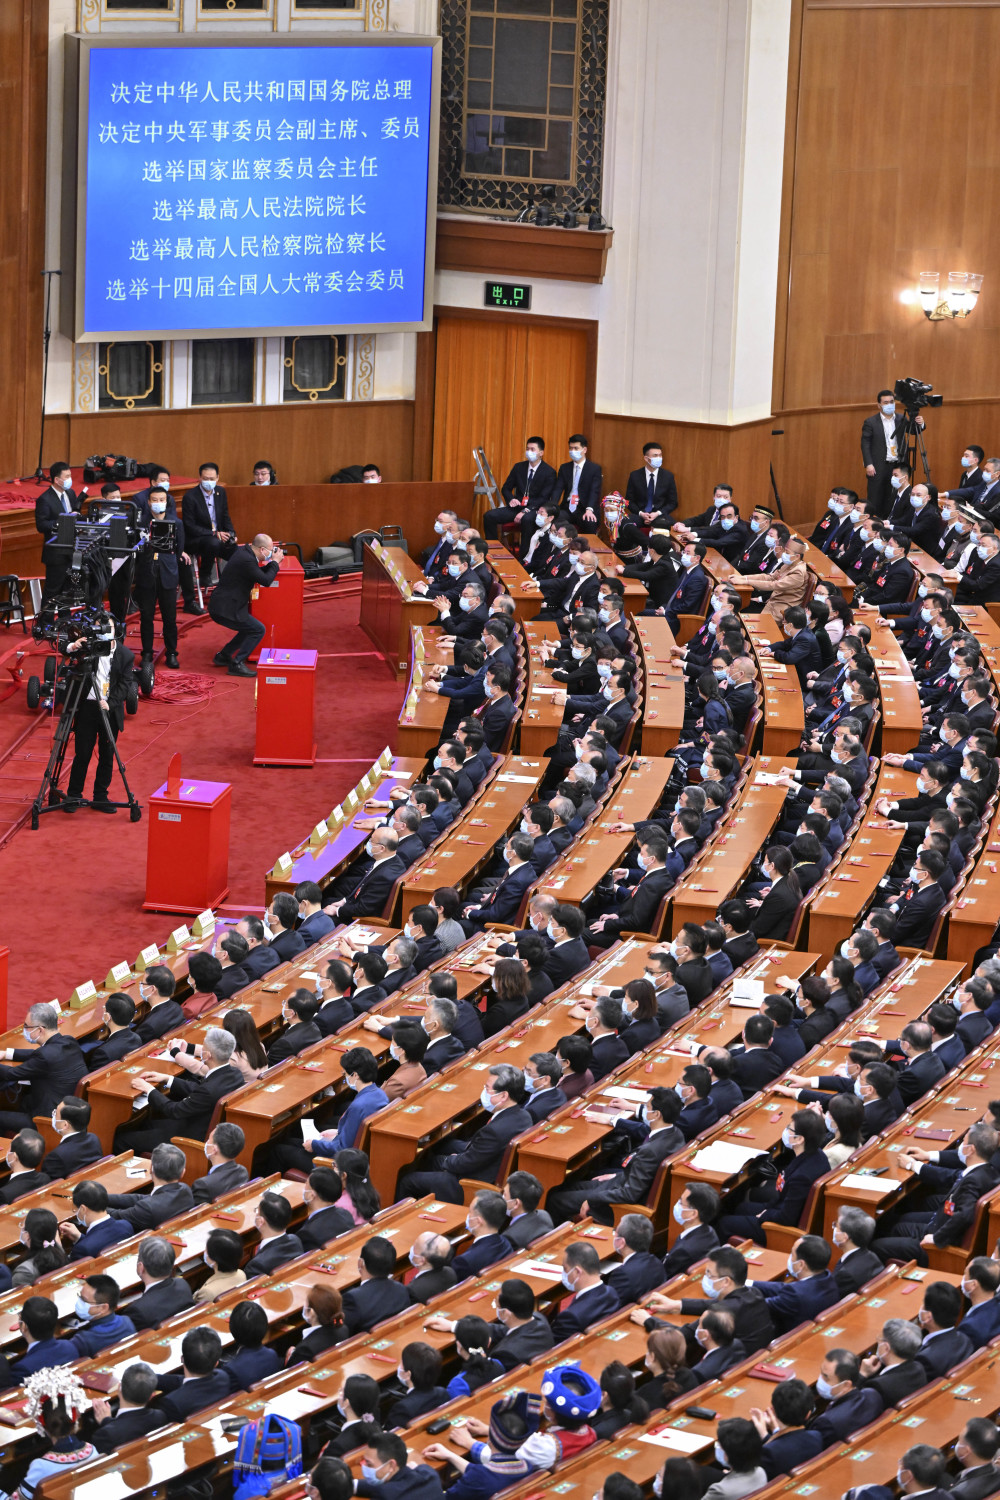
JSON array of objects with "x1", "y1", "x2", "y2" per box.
[
  {"x1": 900, "y1": 410, "x2": 932, "y2": 482},
  {"x1": 31, "y1": 659, "x2": 141, "y2": 828}
]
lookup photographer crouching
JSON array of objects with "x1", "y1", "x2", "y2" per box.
[
  {"x1": 63, "y1": 614, "x2": 135, "y2": 814},
  {"x1": 208, "y1": 533, "x2": 283, "y2": 677}
]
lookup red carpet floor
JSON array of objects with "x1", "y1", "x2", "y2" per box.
[{"x1": 0, "y1": 582, "x2": 404, "y2": 1022}]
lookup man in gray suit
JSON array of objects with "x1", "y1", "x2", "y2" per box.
[
  {"x1": 193, "y1": 1123, "x2": 249, "y2": 1205},
  {"x1": 502, "y1": 1171, "x2": 554, "y2": 1249}
]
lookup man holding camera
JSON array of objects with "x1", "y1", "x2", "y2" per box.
[
  {"x1": 134, "y1": 485, "x2": 190, "y2": 670},
  {"x1": 208, "y1": 534, "x2": 282, "y2": 677},
  {"x1": 861, "y1": 388, "x2": 925, "y2": 519},
  {"x1": 63, "y1": 616, "x2": 135, "y2": 814}
]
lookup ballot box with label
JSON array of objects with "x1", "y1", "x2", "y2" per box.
[
  {"x1": 254, "y1": 648, "x2": 318, "y2": 767},
  {"x1": 249, "y1": 552, "x2": 304, "y2": 655},
  {"x1": 144, "y1": 754, "x2": 231, "y2": 913}
]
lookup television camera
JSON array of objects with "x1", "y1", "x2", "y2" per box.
[{"x1": 893, "y1": 376, "x2": 943, "y2": 481}]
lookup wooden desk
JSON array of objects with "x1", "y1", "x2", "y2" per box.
[
  {"x1": 519, "y1": 620, "x2": 567, "y2": 757},
  {"x1": 795, "y1": 533, "x2": 854, "y2": 603},
  {"x1": 0, "y1": 1153, "x2": 145, "y2": 1270},
  {"x1": 263, "y1": 757, "x2": 427, "y2": 901},
  {"x1": 851, "y1": 606, "x2": 924, "y2": 753},
  {"x1": 37, "y1": 1422, "x2": 237, "y2": 1500},
  {"x1": 399, "y1": 755, "x2": 548, "y2": 921},
  {"x1": 947, "y1": 800, "x2": 1000, "y2": 970},
  {"x1": 634, "y1": 618, "x2": 685, "y2": 753},
  {"x1": 396, "y1": 629, "x2": 449, "y2": 757},
  {"x1": 805, "y1": 763, "x2": 915, "y2": 964},
  {"x1": 359, "y1": 541, "x2": 439, "y2": 680},
  {"x1": 743, "y1": 615, "x2": 804, "y2": 756},
  {"x1": 484, "y1": 541, "x2": 543, "y2": 620},
  {"x1": 669, "y1": 763, "x2": 790, "y2": 934},
  {"x1": 533, "y1": 757, "x2": 675, "y2": 907}
]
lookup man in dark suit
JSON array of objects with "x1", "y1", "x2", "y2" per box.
[
  {"x1": 893, "y1": 1019, "x2": 948, "y2": 1105},
  {"x1": 155, "y1": 1327, "x2": 231, "y2": 1421},
  {"x1": 807, "y1": 1348, "x2": 884, "y2": 1445},
  {"x1": 462, "y1": 832, "x2": 536, "y2": 929},
  {"x1": 35, "y1": 461, "x2": 84, "y2": 604},
  {"x1": 323, "y1": 826, "x2": 406, "y2": 924},
  {"x1": 770, "y1": 608, "x2": 822, "y2": 687},
  {"x1": 134, "y1": 486, "x2": 188, "y2": 668},
  {"x1": 623, "y1": 441, "x2": 678, "y2": 535},
  {"x1": 914, "y1": 1280, "x2": 975, "y2": 1377},
  {"x1": 539, "y1": 904, "x2": 592, "y2": 986},
  {"x1": 950, "y1": 1420, "x2": 1000, "y2": 1500},
  {"x1": 114, "y1": 1025, "x2": 244, "y2": 1153},
  {"x1": 479, "y1": 1281, "x2": 556, "y2": 1370},
  {"x1": 755, "y1": 1379, "x2": 826, "y2": 1480},
  {"x1": 220, "y1": 1302, "x2": 281, "y2": 1393},
  {"x1": 341, "y1": 1234, "x2": 412, "y2": 1334},
  {"x1": 406, "y1": 1232, "x2": 459, "y2": 1304},
  {"x1": 65, "y1": 1180, "x2": 137, "y2": 1260},
  {"x1": 0, "y1": 1131, "x2": 49, "y2": 1204},
  {"x1": 297, "y1": 1166, "x2": 356, "y2": 1251},
  {"x1": 718, "y1": 899, "x2": 760, "y2": 967},
  {"x1": 483, "y1": 436, "x2": 558, "y2": 539},
  {"x1": 266, "y1": 892, "x2": 308, "y2": 963},
  {"x1": 475, "y1": 663, "x2": 518, "y2": 752},
  {"x1": 125, "y1": 1236, "x2": 196, "y2": 1330},
  {"x1": 450, "y1": 1191, "x2": 513, "y2": 1279},
  {"x1": 539, "y1": 548, "x2": 603, "y2": 625},
  {"x1": 0, "y1": 1296, "x2": 74, "y2": 1389},
  {"x1": 420, "y1": 999, "x2": 466, "y2": 1074},
  {"x1": 502, "y1": 1171, "x2": 555, "y2": 1249},
  {"x1": 861, "y1": 390, "x2": 921, "y2": 517},
  {"x1": 831, "y1": 1206, "x2": 884, "y2": 1293},
  {"x1": 661, "y1": 1184, "x2": 721, "y2": 1278},
  {"x1": 86, "y1": 990, "x2": 141, "y2": 1072},
  {"x1": 181, "y1": 462, "x2": 237, "y2": 601},
  {"x1": 940, "y1": 445, "x2": 986, "y2": 498},
  {"x1": 959, "y1": 1259, "x2": 1000, "y2": 1349},
  {"x1": 243, "y1": 1190, "x2": 305, "y2": 1277},
  {"x1": 193, "y1": 1122, "x2": 249, "y2": 1203},
  {"x1": 663, "y1": 544, "x2": 709, "y2": 636},
  {"x1": 585, "y1": 836, "x2": 674, "y2": 946},
  {"x1": 551, "y1": 435, "x2": 603, "y2": 534},
  {"x1": 266, "y1": 989, "x2": 323, "y2": 1065},
  {"x1": 59, "y1": 616, "x2": 134, "y2": 814},
  {"x1": 957, "y1": 530, "x2": 1000, "y2": 605},
  {"x1": 105, "y1": 1143, "x2": 194, "y2": 1230},
  {"x1": 873, "y1": 1122, "x2": 999, "y2": 1265},
  {"x1": 729, "y1": 1013, "x2": 786, "y2": 1097},
  {"x1": 859, "y1": 1318, "x2": 929, "y2": 1405},
  {"x1": 716, "y1": 1107, "x2": 830, "y2": 1244},
  {"x1": 689, "y1": 1309, "x2": 747, "y2": 1381},
  {"x1": 639, "y1": 1245, "x2": 774, "y2": 1356},
  {"x1": 965, "y1": 456, "x2": 1000, "y2": 515},
  {"x1": 133, "y1": 964, "x2": 185, "y2": 1045},
  {"x1": 207, "y1": 533, "x2": 281, "y2": 676},
  {"x1": 0, "y1": 1003, "x2": 88, "y2": 1133},
  {"x1": 603, "y1": 1214, "x2": 666, "y2": 1302},
  {"x1": 398, "y1": 1063, "x2": 533, "y2": 1204},
  {"x1": 549, "y1": 1241, "x2": 621, "y2": 1341},
  {"x1": 752, "y1": 1235, "x2": 841, "y2": 1334},
  {"x1": 524, "y1": 1053, "x2": 567, "y2": 1122},
  {"x1": 546, "y1": 1085, "x2": 684, "y2": 1223},
  {"x1": 91, "y1": 1362, "x2": 165, "y2": 1453},
  {"x1": 865, "y1": 533, "x2": 917, "y2": 613},
  {"x1": 41, "y1": 1096, "x2": 103, "y2": 1180}
]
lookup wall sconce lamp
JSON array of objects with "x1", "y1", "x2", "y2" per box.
[{"x1": 919, "y1": 271, "x2": 984, "y2": 320}]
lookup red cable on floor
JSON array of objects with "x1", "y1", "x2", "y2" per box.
[{"x1": 148, "y1": 671, "x2": 219, "y2": 706}]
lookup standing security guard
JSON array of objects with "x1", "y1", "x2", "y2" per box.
[{"x1": 134, "y1": 485, "x2": 190, "y2": 670}]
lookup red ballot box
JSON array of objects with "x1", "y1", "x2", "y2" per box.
[
  {"x1": 254, "y1": 648, "x2": 318, "y2": 766},
  {"x1": 250, "y1": 553, "x2": 304, "y2": 655},
  {"x1": 144, "y1": 774, "x2": 231, "y2": 913}
]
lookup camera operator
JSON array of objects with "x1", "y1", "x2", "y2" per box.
[
  {"x1": 208, "y1": 534, "x2": 283, "y2": 677},
  {"x1": 62, "y1": 614, "x2": 135, "y2": 814},
  {"x1": 861, "y1": 389, "x2": 923, "y2": 519},
  {"x1": 181, "y1": 462, "x2": 237, "y2": 603},
  {"x1": 95, "y1": 481, "x2": 139, "y2": 626},
  {"x1": 134, "y1": 486, "x2": 190, "y2": 670},
  {"x1": 35, "y1": 462, "x2": 86, "y2": 604}
]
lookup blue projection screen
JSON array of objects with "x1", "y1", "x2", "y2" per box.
[{"x1": 74, "y1": 37, "x2": 438, "y2": 341}]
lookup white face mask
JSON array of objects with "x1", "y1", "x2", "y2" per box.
[
  {"x1": 151, "y1": 501, "x2": 167, "y2": 516},
  {"x1": 647, "y1": 455, "x2": 662, "y2": 469},
  {"x1": 882, "y1": 401, "x2": 896, "y2": 415},
  {"x1": 201, "y1": 477, "x2": 217, "y2": 491},
  {"x1": 569, "y1": 448, "x2": 583, "y2": 461},
  {"x1": 526, "y1": 449, "x2": 540, "y2": 463}
]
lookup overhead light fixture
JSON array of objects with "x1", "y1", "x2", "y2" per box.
[{"x1": 917, "y1": 270, "x2": 984, "y2": 320}]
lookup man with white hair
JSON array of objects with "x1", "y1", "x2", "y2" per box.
[
  {"x1": 208, "y1": 532, "x2": 283, "y2": 677},
  {"x1": 114, "y1": 1026, "x2": 243, "y2": 1152},
  {"x1": 0, "y1": 1003, "x2": 88, "y2": 1133}
]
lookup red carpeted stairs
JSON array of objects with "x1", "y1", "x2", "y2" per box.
[{"x1": 0, "y1": 582, "x2": 404, "y2": 1021}]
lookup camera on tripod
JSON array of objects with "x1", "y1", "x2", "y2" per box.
[
  {"x1": 82, "y1": 453, "x2": 139, "y2": 484},
  {"x1": 894, "y1": 376, "x2": 944, "y2": 418}
]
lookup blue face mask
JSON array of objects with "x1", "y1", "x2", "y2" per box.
[
  {"x1": 720, "y1": 518, "x2": 734, "y2": 530},
  {"x1": 447, "y1": 563, "x2": 461, "y2": 577},
  {"x1": 750, "y1": 519, "x2": 761, "y2": 533},
  {"x1": 459, "y1": 598, "x2": 474, "y2": 613},
  {"x1": 433, "y1": 755, "x2": 443, "y2": 770}
]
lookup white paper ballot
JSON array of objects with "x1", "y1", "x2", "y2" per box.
[
  {"x1": 730, "y1": 977, "x2": 766, "y2": 1008},
  {"x1": 299, "y1": 1117, "x2": 318, "y2": 1143},
  {"x1": 691, "y1": 1141, "x2": 767, "y2": 1174},
  {"x1": 640, "y1": 1428, "x2": 714, "y2": 1454},
  {"x1": 601, "y1": 1085, "x2": 652, "y2": 1105},
  {"x1": 840, "y1": 1172, "x2": 902, "y2": 1191},
  {"x1": 511, "y1": 1259, "x2": 565, "y2": 1280}
]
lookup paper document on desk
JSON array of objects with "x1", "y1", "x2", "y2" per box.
[
  {"x1": 691, "y1": 1141, "x2": 767, "y2": 1174},
  {"x1": 730, "y1": 978, "x2": 765, "y2": 1007},
  {"x1": 510, "y1": 1258, "x2": 565, "y2": 1280},
  {"x1": 640, "y1": 1428, "x2": 714, "y2": 1455},
  {"x1": 840, "y1": 1172, "x2": 902, "y2": 1191},
  {"x1": 601, "y1": 1085, "x2": 652, "y2": 1105},
  {"x1": 753, "y1": 772, "x2": 786, "y2": 786},
  {"x1": 497, "y1": 775, "x2": 543, "y2": 784}
]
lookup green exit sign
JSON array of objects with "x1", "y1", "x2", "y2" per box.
[{"x1": 484, "y1": 280, "x2": 532, "y2": 310}]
